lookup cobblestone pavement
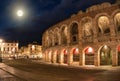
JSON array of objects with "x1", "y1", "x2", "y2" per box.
[
  {"x1": 1, "y1": 60, "x2": 120, "y2": 81},
  {"x1": 0, "y1": 68, "x2": 22, "y2": 81}
]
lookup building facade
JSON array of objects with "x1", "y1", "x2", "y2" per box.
[
  {"x1": 0, "y1": 40, "x2": 19, "y2": 58},
  {"x1": 42, "y1": 1, "x2": 120, "y2": 66},
  {"x1": 19, "y1": 43, "x2": 42, "y2": 59}
]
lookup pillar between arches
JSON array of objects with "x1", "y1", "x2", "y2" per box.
[
  {"x1": 43, "y1": 52, "x2": 46, "y2": 62},
  {"x1": 94, "y1": 53, "x2": 100, "y2": 66},
  {"x1": 112, "y1": 51, "x2": 118, "y2": 66},
  {"x1": 79, "y1": 53, "x2": 85, "y2": 66},
  {"x1": 67, "y1": 49, "x2": 72, "y2": 65},
  {"x1": 53, "y1": 53, "x2": 57, "y2": 64},
  {"x1": 109, "y1": 18, "x2": 116, "y2": 37},
  {"x1": 59, "y1": 53, "x2": 64, "y2": 64}
]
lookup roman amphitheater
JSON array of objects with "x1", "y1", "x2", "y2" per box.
[{"x1": 42, "y1": 1, "x2": 120, "y2": 66}]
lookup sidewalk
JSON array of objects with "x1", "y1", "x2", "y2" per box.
[{"x1": 0, "y1": 63, "x2": 50, "y2": 81}]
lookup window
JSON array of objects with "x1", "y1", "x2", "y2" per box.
[{"x1": 70, "y1": 23, "x2": 78, "y2": 43}]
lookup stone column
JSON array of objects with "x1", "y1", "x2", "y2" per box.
[
  {"x1": 93, "y1": 19, "x2": 98, "y2": 43},
  {"x1": 48, "y1": 52, "x2": 52, "y2": 63},
  {"x1": 94, "y1": 52, "x2": 100, "y2": 66},
  {"x1": 53, "y1": 53, "x2": 56, "y2": 64},
  {"x1": 44, "y1": 52, "x2": 47, "y2": 62},
  {"x1": 67, "y1": 49, "x2": 73, "y2": 65},
  {"x1": 46, "y1": 53, "x2": 48, "y2": 62},
  {"x1": 59, "y1": 53, "x2": 64, "y2": 64},
  {"x1": 78, "y1": 22, "x2": 84, "y2": 66},
  {"x1": 67, "y1": 26, "x2": 71, "y2": 45},
  {"x1": 112, "y1": 49, "x2": 118, "y2": 66},
  {"x1": 59, "y1": 31, "x2": 62, "y2": 45},
  {"x1": 110, "y1": 18, "x2": 116, "y2": 37},
  {"x1": 79, "y1": 52, "x2": 85, "y2": 66}
]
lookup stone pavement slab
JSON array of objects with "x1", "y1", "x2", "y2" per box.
[
  {"x1": 0, "y1": 63, "x2": 55, "y2": 81},
  {"x1": 1, "y1": 62, "x2": 120, "y2": 81},
  {"x1": 0, "y1": 67, "x2": 21, "y2": 81}
]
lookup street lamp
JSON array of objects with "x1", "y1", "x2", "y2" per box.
[{"x1": 0, "y1": 39, "x2": 2, "y2": 43}]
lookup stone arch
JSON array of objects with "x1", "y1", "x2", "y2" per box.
[
  {"x1": 98, "y1": 45, "x2": 112, "y2": 65},
  {"x1": 52, "y1": 50, "x2": 58, "y2": 63},
  {"x1": 48, "y1": 50, "x2": 52, "y2": 62},
  {"x1": 81, "y1": 17, "x2": 94, "y2": 43},
  {"x1": 100, "y1": 2, "x2": 111, "y2": 8},
  {"x1": 69, "y1": 21, "x2": 79, "y2": 44},
  {"x1": 70, "y1": 47, "x2": 79, "y2": 65},
  {"x1": 60, "y1": 24, "x2": 68, "y2": 45},
  {"x1": 98, "y1": 16, "x2": 110, "y2": 34},
  {"x1": 86, "y1": 5, "x2": 98, "y2": 12},
  {"x1": 53, "y1": 50, "x2": 60, "y2": 63},
  {"x1": 44, "y1": 50, "x2": 48, "y2": 62},
  {"x1": 60, "y1": 49, "x2": 68, "y2": 64},
  {"x1": 113, "y1": 11, "x2": 120, "y2": 33},
  {"x1": 111, "y1": 9, "x2": 120, "y2": 33},
  {"x1": 54, "y1": 50, "x2": 59, "y2": 63},
  {"x1": 49, "y1": 30, "x2": 54, "y2": 46},
  {"x1": 95, "y1": 13, "x2": 111, "y2": 36},
  {"x1": 83, "y1": 46, "x2": 95, "y2": 65},
  {"x1": 44, "y1": 31, "x2": 49, "y2": 47},
  {"x1": 42, "y1": 31, "x2": 50, "y2": 47},
  {"x1": 54, "y1": 27, "x2": 60, "y2": 46}
]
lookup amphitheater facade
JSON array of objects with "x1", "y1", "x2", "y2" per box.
[{"x1": 42, "y1": 1, "x2": 120, "y2": 66}]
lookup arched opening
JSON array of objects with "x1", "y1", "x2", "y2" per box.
[
  {"x1": 49, "y1": 31, "x2": 53, "y2": 47},
  {"x1": 118, "y1": 46, "x2": 120, "y2": 65},
  {"x1": 73, "y1": 48, "x2": 79, "y2": 62},
  {"x1": 56, "y1": 51, "x2": 60, "y2": 63},
  {"x1": 46, "y1": 38, "x2": 49, "y2": 47},
  {"x1": 48, "y1": 51, "x2": 52, "y2": 62},
  {"x1": 70, "y1": 23, "x2": 79, "y2": 44},
  {"x1": 61, "y1": 26, "x2": 67, "y2": 44},
  {"x1": 54, "y1": 32, "x2": 59, "y2": 46},
  {"x1": 82, "y1": 18, "x2": 93, "y2": 43},
  {"x1": 99, "y1": 45, "x2": 112, "y2": 65},
  {"x1": 114, "y1": 13, "x2": 120, "y2": 33},
  {"x1": 51, "y1": 52, "x2": 54, "y2": 63},
  {"x1": 49, "y1": 34, "x2": 53, "y2": 47},
  {"x1": 98, "y1": 16, "x2": 110, "y2": 36},
  {"x1": 63, "y1": 49, "x2": 68, "y2": 64},
  {"x1": 84, "y1": 47, "x2": 94, "y2": 65}
]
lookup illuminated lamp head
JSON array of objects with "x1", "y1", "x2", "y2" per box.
[
  {"x1": 104, "y1": 45, "x2": 108, "y2": 49},
  {"x1": 85, "y1": 47, "x2": 94, "y2": 54},
  {"x1": 73, "y1": 48, "x2": 79, "y2": 54},
  {"x1": 88, "y1": 47, "x2": 93, "y2": 53},
  {"x1": 64, "y1": 50, "x2": 68, "y2": 55}
]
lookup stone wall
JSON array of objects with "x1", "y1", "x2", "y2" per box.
[{"x1": 42, "y1": 2, "x2": 120, "y2": 66}]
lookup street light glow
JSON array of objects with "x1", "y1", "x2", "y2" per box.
[
  {"x1": 104, "y1": 45, "x2": 108, "y2": 49},
  {"x1": 88, "y1": 47, "x2": 93, "y2": 53},
  {"x1": 0, "y1": 39, "x2": 3, "y2": 43}
]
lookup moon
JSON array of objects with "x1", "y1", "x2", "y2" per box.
[{"x1": 17, "y1": 10, "x2": 24, "y2": 17}]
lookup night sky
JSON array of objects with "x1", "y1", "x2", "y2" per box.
[{"x1": 0, "y1": 0, "x2": 115, "y2": 46}]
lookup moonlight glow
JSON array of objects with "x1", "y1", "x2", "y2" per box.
[{"x1": 17, "y1": 10, "x2": 24, "y2": 17}]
